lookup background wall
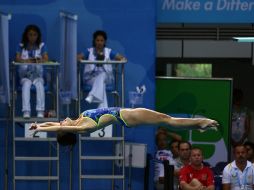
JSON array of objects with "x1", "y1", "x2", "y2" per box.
[
  {"x1": 213, "y1": 62, "x2": 254, "y2": 110},
  {"x1": 156, "y1": 77, "x2": 232, "y2": 166},
  {"x1": 0, "y1": 0, "x2": 156, "y2": 189},
  {"x1": 213, "y1": 61, "x2": 254, "y2": 144},
  {"x1": 156, "y1": 37, "x2": 254, "y2": 110}
]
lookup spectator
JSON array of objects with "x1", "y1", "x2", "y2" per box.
[
  {"x1": 231, "y1": 88, "x2": 251, "y2": 148},
  {"x1": 222, "y1": 144, "x2": 254, "y2": 190},
  {"x1": 175, "y1": 141, "x2": 192, "y2": 168},
  {"x1": 170, "y1": 140, "x2": 180, "y2": 159},
  {"x1": 157, "y1": 127, "x2": 182, "y2": 158},
  {"x1": 179, "y1": 147, "x2": 215, "y2": 190},
  {"x1": 77, "y1": 30, "x2": 126, "y2": 108},
  {"x1": 244, "y1": 141, "x2": 254, "y2": 163},
  {"x1": 154, "y1": 129, "x2": 175, "y2": 190},
  {"x1": 15, "y1": 24, "x2": 48, "y2": 118},
  {"x1": 171, "y1": 141, "x2": 192, "y2": 190}
]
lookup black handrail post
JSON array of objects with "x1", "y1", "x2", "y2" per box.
[
  {"x1": 144, "y1": 154, "x2": 150, "y2": 190},
  {"x1": 163, "y1": 160, "x2": 174, "y2": 190},
  {"x1": 163, "y1": 160, "x2": 170, "y2": 190},
  {"x1": 169, "y1": 165, "x2": 174, "y2": 190}
]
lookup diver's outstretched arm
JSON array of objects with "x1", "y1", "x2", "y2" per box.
[
  {"x1": 37, "y1": 122, "x2": 60, "y2": 127},
  {"x1": 29, "y1": 116, "x2": 97, "y2": 134},
  {"x1": 30, "y1": 123, "x2": 85, "y2": 132}
]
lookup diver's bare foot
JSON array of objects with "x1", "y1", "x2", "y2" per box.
[{"x1": 199, "y1": 119, "x2": 219, "y2": 133}]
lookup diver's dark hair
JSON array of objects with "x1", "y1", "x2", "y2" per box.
[
  {"x1": 21, "y1": 24, "x2": 42, "y2": 49},
  {"x1": 92, "y1": 30, "x2": 107, "y2": 47},
  {"x1": 57, "y1": 132, "x2": 77, "y2": 146}
]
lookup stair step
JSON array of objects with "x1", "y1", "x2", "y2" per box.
[
  {"x1": 14, "y1": 176, "x2": 59, "y2": 180},
  {"x1": 14, "y1": 137, "x2": 56, "y2": 141},
  {"x1": 81, "y1": 156, "x2": 124, "y2": 160},
  {"x1": 80, "y1": 137, "x2": 124, "y2": 141},
  {"x1": 15, "y1": 156, "x2": 58, "y2": 161},
  {"x1": 81, "y1": 175, "x2": 124, "y2": 179}
]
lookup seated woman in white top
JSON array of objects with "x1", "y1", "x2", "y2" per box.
[
  {"x1": 77, "y1": 30, "x2": 126, "y2": 108},
  {"x1": 15, "y1": 24, "x2": 49, "y2": 118}
]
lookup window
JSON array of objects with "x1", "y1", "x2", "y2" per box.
[{"x1": 174, "y1": 64, "x2": 212, "y2": 78}]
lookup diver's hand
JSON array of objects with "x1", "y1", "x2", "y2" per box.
[
  {"x1": 29, "y1": 122, "x2": 38, "y2": 130},
  {"x1": 29, "y1": 123, "x2": 41, "y2": 137}
]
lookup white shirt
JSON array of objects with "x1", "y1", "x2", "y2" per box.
[
  {"x1": 18, "y1": 42, "x2": 46, "y2": 80},
  {"x1": 83, "y1": 47, "x2": 113, "y2": 81},
  {"x1": 154, "y1": 149, "x2": 175, "y2": 182},
  {"x1": 222, "y1": 161, "x2": 254, "y2": 190},
  {"x1": 231, "y1": 107, "x2": 248, "y2": 142}
]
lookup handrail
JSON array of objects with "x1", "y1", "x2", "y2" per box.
[
  {"x1": 78, "y1": 59, "x2": 127, "y2": 64},
  {"x1": 59, "y1": 11, "x2": 78, "y2": 21},
  {"x1": 12, "y1": 61, "x2": 60, "y2": 66}
]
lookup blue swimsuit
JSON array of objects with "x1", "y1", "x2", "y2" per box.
[{"x1": 81, "y1": 107, "x2": 128, "y2": 127}]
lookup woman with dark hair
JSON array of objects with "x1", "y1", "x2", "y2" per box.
[
  {"x1": 77, "y1": 30, "x2": 126, "y2": 108},
  {"x1": 16, "y1": 24, "x2": 49, "y2": 118},
  {"x1": 30, "y1": 107, "x2": 219, "y2": 146}
]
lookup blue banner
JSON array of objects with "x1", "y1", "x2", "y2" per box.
[
  {"x1": 2, "y1": 0, "x2": 156, "y2": 190},
  {"x1": 0, "y1": 0, "x2": 55, "y2": 5},
  {"x1": 0, "y1": 14, "x2": 10, "y2": 105},
  {"x1": 59, "y1": 11, "x2": 78, "y2": 100},
  {"x1": 158, "y1": 0, "x2": 254, "y2": 23}
]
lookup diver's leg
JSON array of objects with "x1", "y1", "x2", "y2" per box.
[{"x1": 120, "y1": 108, "x2": 218, "y2": 130}]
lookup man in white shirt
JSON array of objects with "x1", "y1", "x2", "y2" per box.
[{"x1": 222, "y1": 144, "x2": 254, "y2": 190}]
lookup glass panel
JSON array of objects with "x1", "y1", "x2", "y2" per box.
[{"x1": 175, "y1": 64, "x2": 212, "y2": 78}]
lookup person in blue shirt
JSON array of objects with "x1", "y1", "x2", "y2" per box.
[
  {"x1": 15, "y1": 24, "x2": 48, "y2": 118},
  {"x1": 77, "y1": 30, "x2": 126, "y2": 108},
  {"x1": 29, "y1": 107, "x2": 219, "y2": 146}
]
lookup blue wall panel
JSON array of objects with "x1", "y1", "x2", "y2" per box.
[
  {"x1": 0, "y1": 0, "x2": 56, "y2": 5},
  {"x1": 0, "y1": 0, "x2": 156, "y2": 189},
  {"x1": 158, "y1": 0, "x2": 254, "y2": 23}
]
